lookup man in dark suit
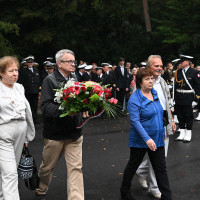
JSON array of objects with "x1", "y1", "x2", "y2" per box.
[
  {"x1": 174, "y1": 54, "x2": 200, "y2": 142},
  {"x1": 40, "y1": 61, "x2": 55, "y2": 84},
  {"x1": 77, "y1": 64, "x2": 86, "y2": 82},
  {"x1": 82, "y1": 65, "x2": 93, "y2": 81},
  {"x1": 18, "y1": 56, "x2": 40, "y2": 123},
  {"x1": 101, "y1": 63, "x2": 116, "y2": 96},
  {"x1": 95, "y1": 67, "x2": 103, "y2": 83},
  {"x1": 114, "y1": 57, "x2": 129, "y2": 110}
]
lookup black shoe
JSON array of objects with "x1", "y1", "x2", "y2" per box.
[
  {"x1": 121, "y1": 191, "x2": 135, "y2": 200},
  {"x1": 35, "y1": 193, "x2": 46, "y2": 200}
]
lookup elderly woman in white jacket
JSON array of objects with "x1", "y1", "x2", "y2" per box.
[{"x1": 0, "y1": 56, "x2": 35, "y2": 200}]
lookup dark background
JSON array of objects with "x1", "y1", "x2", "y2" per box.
[{"x1": 1, "y1": 0, "x2": 200, "y2": 66}]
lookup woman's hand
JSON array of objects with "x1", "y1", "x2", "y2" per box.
[{"x1": 146, "y1": 139, "x2": 157, "y2": 151}]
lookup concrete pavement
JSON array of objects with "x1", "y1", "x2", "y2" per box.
[{"x1": 19, "y1": 114, "x2": 200, "y2": 200}]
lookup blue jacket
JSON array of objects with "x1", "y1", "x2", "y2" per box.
[{"x1": 127, "y1": 88, "x2": 165, "y2": 148}]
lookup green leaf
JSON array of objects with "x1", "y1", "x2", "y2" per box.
[{"x1": 89, "y1": 94, "x2": 99, "y2": 102}]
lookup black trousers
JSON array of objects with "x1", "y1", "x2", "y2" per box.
[
  {"x1": 121, "y1": 147, "x2": 172, "y2": 200},
  {"x1": 25, "y1": 93, "x2": 39, "y2": 122},
  {"x1": 116, "y1": 89, "x2": 126, "y2": 109},
  {"x1": 176, "y1": 104, "x2": 193, "y2": 130}
]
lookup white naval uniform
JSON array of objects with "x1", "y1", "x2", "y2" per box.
[{"x1": 0, "y1": 81, "x2": 35, "y2": 200}]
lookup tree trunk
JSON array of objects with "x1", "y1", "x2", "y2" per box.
[{"x1": 143, "y1": 0, "x2": 152, "y2": 33}]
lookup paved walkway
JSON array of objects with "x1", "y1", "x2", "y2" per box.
[{"x1": 19, "y1": 113, "x2": 200, "y2": 200}]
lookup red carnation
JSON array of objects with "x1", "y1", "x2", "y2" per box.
[
  {"x1": 69, "y1": 87, "x2": 75, "y2": 93},
  {"x1": 93, "y1": 85, "x2": 103, "y2": 94},
  {"x1": 83, "y1": 99, "x2": 89, "y2": 104},
  {"x1": 75, "y1": 88, "x2": 80, "y2": 95},
  {"x1": 81, "y1": 86, "x2": 86, "y2": 92}
]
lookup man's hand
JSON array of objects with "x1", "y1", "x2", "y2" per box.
[
  {"x1": 116, "y1": 88, "x2": 119, "y2": 91},
  {"x1": 24, "y1": 143, "x2": 28, "y2": 147},
  {"x1": 146, "y1": 139, "x2": 157, "y2": 151},
  {"x1": 172, "y1": 121, "x2": 176, "y2": 133},
  {"x1": 125, "y1": 88, "x2": 129, "y2": 91}
]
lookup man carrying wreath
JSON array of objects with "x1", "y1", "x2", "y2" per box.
[{"x1": 35, "y1": 49, "x2": 84, "y2": 200}]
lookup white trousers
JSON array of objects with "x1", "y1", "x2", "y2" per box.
[
  {"x1": 136, "y1": 134, "x2": 169, "y2": 194},
  {"x1": 0, "y1": 120, "x2": 27, "y2": 200}
]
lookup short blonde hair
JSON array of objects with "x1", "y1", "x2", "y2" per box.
[{"x1": 0, "y1": 56, "x2": 19, "y2": 79}]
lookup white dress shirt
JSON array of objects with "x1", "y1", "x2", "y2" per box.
[
  {"x1": 120, "y1": 66, "x2": 124, "y2": 76},
  {"x1": 153, "y1": 77, "x2": 166, "y2": 110}
]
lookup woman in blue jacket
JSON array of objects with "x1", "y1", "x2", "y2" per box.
[{"x1": 120, "y1": 68, "x2": 172, "y2": 200}]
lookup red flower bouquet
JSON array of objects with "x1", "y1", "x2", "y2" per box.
[{"x1": 54, "y1": 79, "x2": 122, "y2": 124}]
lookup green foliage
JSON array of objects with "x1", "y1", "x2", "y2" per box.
[
  {"x1": 0, "y1": 0, "x2": 200, "y2": 63},
  {"x1": 153, "y1": 0, "x2": 200, "y2": 59}
]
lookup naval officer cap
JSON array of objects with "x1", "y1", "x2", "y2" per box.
[
  {"x1": 172, "y1": 58, "x2": 181, "y2": 63},
  {"x1": 46, "y1": 57, "x2": 54, "y2": 62},
  {"x1": 85, "y1": 65, "x2": 92, "y2": 70},
  {"x1": 21, "y1": 60, "x2": 27, "y2": 66},
  {"x1": 101, "y1": 63, "x2": 110, "y2": 67},
  {"x1": 78, "y1": 64, "x2": 86, "y2": 69},
  {"x1": 96, "y1": 66, "x2": 103, "y2": 70},
  {"x1": 34, "y1": 62, "x2": 39, "y2": 66},
  {"x1": 25, "y1": 56, "x2": 34, "y2": 63},
  {"x1": 179, "y1": 54, "x2": 193, "y2": 62},
  {"x1": 44, "y1": 61, "x2": 53, "y2": 67},
  {"x1": 140, "y1": 62, "x2": 146, "y2": 66},
  {"x1": 140, "y1": 62, "x2": 146, "y2": 68},
  {"x1": 172, "y1": 58, "x2": 182, "y2": 67}
]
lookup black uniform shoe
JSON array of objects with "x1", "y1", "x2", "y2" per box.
[
  {"x1": 121, "y1": 191, "x2": 135, "y2": 200},
  {"x1": 35, "y1": 193, "x2": 46, "y2": 200}
]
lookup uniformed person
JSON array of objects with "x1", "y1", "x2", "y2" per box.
[
  {"x1": 82, "y1": 65, "x2": 93, "y2": 81},
  {"x1": 95, "y1": 67, "x2": 103, "y2": 83},
  {"x1": 174, "y1": 55, "x2": 200, "y2": 142},
  {"x1": 18, "y1": 56, "x2": 41, "y2": 123},
  {"x1": 77, "y1": 64, "x2": 86, "y2": 82},
  {"x1": 195, "y1": 65, "x2": 200, "y2": 120},
  {"x1": 40, "y1": 61, "x2": 53, "y2": 84}
]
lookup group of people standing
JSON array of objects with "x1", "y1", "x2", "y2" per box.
[{"x1": 0, "y1": 49, "x2": 200, "y2": 200}]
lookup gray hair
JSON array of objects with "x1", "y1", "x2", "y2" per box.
[
  {"x1": 55, "y1": 49, "x2": 74, "y2": 63},
  {"x1": 146, "y1": 55, "x2": 162, "y2": 67}
]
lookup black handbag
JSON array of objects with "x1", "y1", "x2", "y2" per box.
[
  {"x1": 163, "y1": 110, "x2": 169, "y2": 126},
  {"x1": 18, "y1": 146, "x2": 33, "y2": 179},
  {"x1": 24, "y1": 157, "x2": 40, "y2": 190},
  {"x1": 18, "y1": 146, "x2": 39, "y2": 190}
]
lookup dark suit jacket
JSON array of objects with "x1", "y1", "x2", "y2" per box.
[
  {"x1": 82, "y1": 72, "x2": 92, "y2": 81},
  {"x1": 18, "y1": 67, "x2": 40, "y2": 94},
  {"x1": 41, "y1": 70, "x2": 82, "y2": 140},
  {"x1": 114, "y1": 66, "x2": 129, "y2": 89},
  {"x1": 40, "y1": 69, "x2": 49, "y2": 84},
  {"x1": 95, "y1": 74, "x2": 104, "y2": 83},
  {"x1": 77, "y1": 72, "x2": 83, "y2": 82}
]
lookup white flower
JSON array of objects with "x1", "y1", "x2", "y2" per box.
[
  {"x1": 58, "y1": 105, "x2": 64, "y2": 110},
  {"x1": 64, "y1": 79, "x2": 75, "y2": 88},
  {"x1": 54, "y1": 91, "x2": 62, "y2": 103}
]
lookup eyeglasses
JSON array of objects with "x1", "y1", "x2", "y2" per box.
[{"x1": 60, "y1": 60, "x2": 77, "y2": 65}]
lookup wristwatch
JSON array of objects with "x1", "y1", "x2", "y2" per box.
[{"x1": 171, "y1": 119, "x2": 174, "y2": 122}]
